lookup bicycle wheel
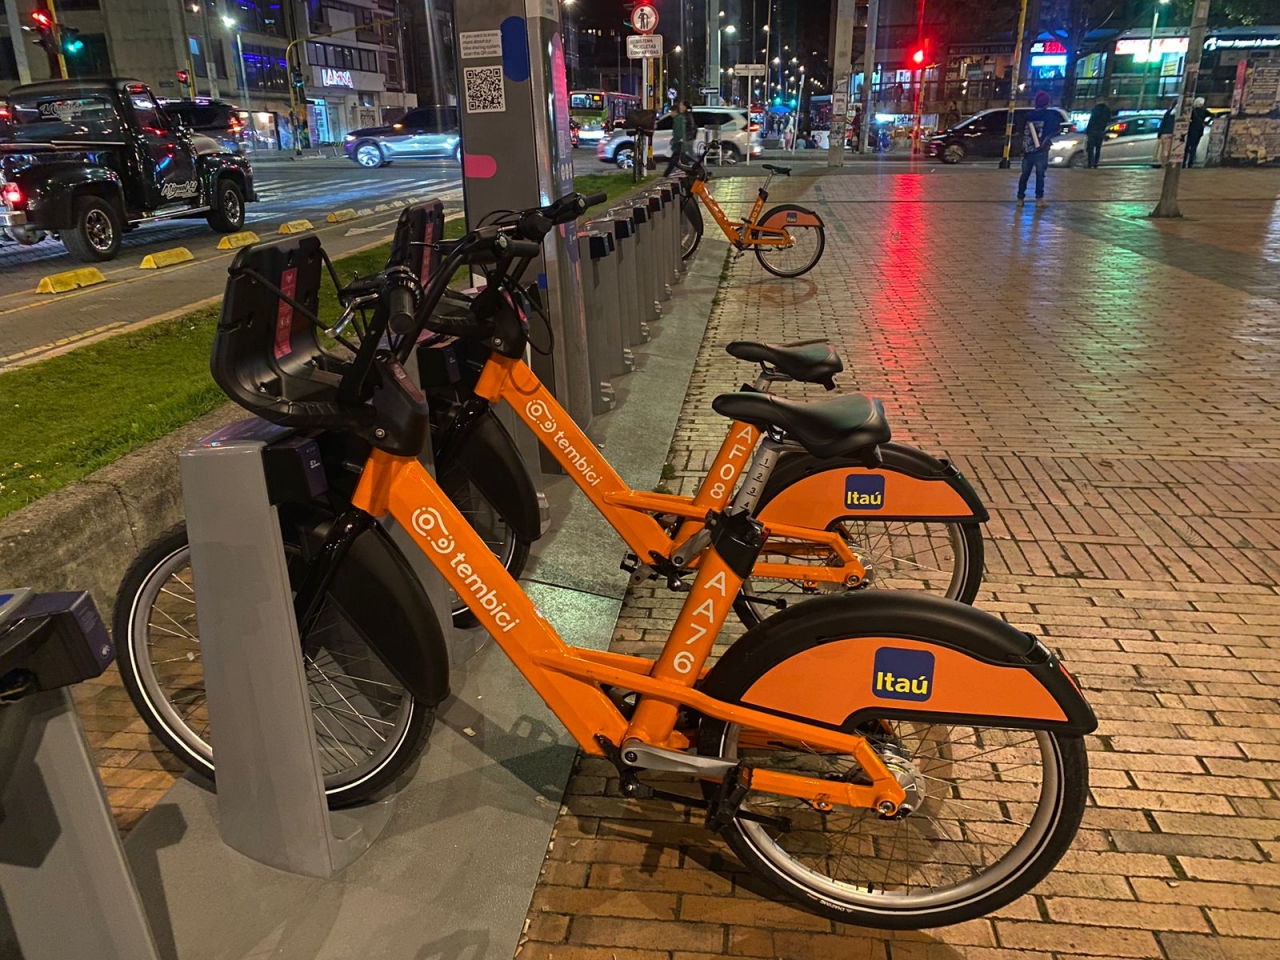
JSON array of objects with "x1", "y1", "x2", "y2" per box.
[
  {"x1": 114, "y1": 524, "x2": 432, "y2": 807},
  {"x1": 698, "y1": 601, "x2": 1088, "y2": 928},
  {"x1": 754, "y1": 204, "x2": 825, "y2": 278},
  {"x1": 681, "y1": 196, "x2": 704, "y2": 261},
  {"x1": 735, "y1": 518, "x2": 984, "y2": 627}
]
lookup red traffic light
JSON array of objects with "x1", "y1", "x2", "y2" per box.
[
  {"x1": 176, "y1": 70, "x2": 190, "y2": 84},
  {"x1": 30, "y1": 9, "x2": 53, "y2": 28},
  {"x1": 911, "y1": 48, "x2": 926, "y2": 66}
]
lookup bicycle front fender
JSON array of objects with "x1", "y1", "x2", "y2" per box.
[
  {"x1": 756, "y1": 442, "x2": 989, "y2": 527},
  {"x1": 326, "y1": 520, "x2": 451, "y2": 706},
  {"x1": 444, "y1": 408, "x2": 542, "y2": 544},
  {"x1": 759, "y1": 204, "x2": 825, "y2": 230},
  {"x1": 703, "y1": 592, "x2": 1096, "y2": 735}
]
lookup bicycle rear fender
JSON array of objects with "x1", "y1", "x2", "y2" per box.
[
  {"x1": 319, "y1": 518, "x2": 451, "y2": 706},
  {"x1": 759, "y1": 205, "x2": 825, "y2": 230},
  {"x1": 703, "y1": 592, "x2": 1095, "y2": 735},
  {"x1": 756, "y1": 441, "x2": 989, "y2": 526},
  {"x1": 442, "y1": 408, "x2": 542, "y2": 544}
]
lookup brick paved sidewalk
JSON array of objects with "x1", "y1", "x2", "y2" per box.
[{"x1": 516, "y1": 168, "x2": 1280, "y2": 960}]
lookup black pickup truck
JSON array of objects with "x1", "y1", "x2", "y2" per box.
[{"x1": 0, "y1": 78, "x2": 255, "y2": 262}]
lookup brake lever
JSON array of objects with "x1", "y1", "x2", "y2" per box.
[{"x1": 326, "y1": 292, "x2": 379, "y2": 339}]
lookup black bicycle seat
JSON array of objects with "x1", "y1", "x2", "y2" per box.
[
  {"x1": 726, "y1": 340, "x2": 843, "y2": 388},
  {"x1": 711, "y1": 392, "x2": 890, "y2": 459},
  {"x1": 762, "y1": 163, "x2": 792, "y2": 176}
]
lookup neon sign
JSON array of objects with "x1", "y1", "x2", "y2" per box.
[{"x1": 321, "y1": 68, "x2": 355, "y2": 88}]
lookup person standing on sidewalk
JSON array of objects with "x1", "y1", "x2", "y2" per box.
[
  {"x1": 1184, "y1": 97, "x2": 1211, "y2": 167},
  {"x1": 1085, "y1": 98, "x2": 1112, "y2": 168},
  {"x1": 1155, "y1": 107, "x2": 1175, "y2": 165},
  {"x1": 663, "y1": 102, "x2": 691, "y2": 177},
  {"x1": 1017, "y1": 91, "x2": 1061, "y2": 205},
  {"x1": 942, "y1": 101, "x2": 962, "y2": 131}
]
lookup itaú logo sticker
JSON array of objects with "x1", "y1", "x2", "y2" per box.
[
  {"x1": 411, "y1": 507, "x2": 454, "y2": 554},
  {"x1": 872, "y1": 647, "x2": 935, "y2": 702},
  {"x1": 844, "y1": 474, "x2": 885, "y2": 510}
]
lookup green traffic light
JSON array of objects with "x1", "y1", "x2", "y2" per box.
[{"x1": 65, "y1": 39, "x2": 84, "y2": 53}]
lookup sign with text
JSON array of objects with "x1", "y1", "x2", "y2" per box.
[
  {"x1": 737, "y1": 64, "x2": 767, "y2": 77},
  {"x1": 459, "y1": 30, "x2": 502, "y2": 60},
  {"x1": 627, "y1": 34, "x2": 663, "y2": 59},
  {"x1": 320, "y1": 68, "x2": 354, "y2": 89},
  {"x1": 630, "y1": 4, "x2": 658, "y2": 34}
]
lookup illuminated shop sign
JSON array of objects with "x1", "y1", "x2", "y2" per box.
[{"x1": 321, "y1": 68, "x2": 355, "y2": 88}]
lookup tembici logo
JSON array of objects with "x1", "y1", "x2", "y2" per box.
[
  {"x1": 872, "y1": 647, "x2": 935, "y2": 702},
  {"x1": 844, "y1": 474, "x2": 885, "y2": 510}
]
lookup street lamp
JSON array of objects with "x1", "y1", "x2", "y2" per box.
[
  {"x1": 222, "y1": 15, "x2": 250, "y2": 117},
  {"x1": 719, "y1": 23, "x2": 737, "y2": 104},
  {"x1": 1138, "y1": 0, "x2": 1172, "y2": 110}
]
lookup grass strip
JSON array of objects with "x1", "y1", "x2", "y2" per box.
[{"x1": 0, "y1": 172, "x2": 641, "y2": 519}]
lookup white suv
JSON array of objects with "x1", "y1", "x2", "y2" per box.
[{"x1": 596, "y1": 107, "x2": 762, "y2": 168}]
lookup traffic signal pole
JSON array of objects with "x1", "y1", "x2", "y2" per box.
[
  {"x1": 998, "y1": 0, "x2": 1030, "y2": 169},
  {"x1": 827, "y1": 0, "x2": 855, "y2": 167}
]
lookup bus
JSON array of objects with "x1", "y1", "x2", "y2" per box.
[{"x1": 569, "y1": 90, "x2": 640, "y2": 144}]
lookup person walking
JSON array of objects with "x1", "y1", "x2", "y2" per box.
[
  {"x1": 663, "y1": 101, "x2": 691, "y2": 177},
  {"x1": 1017, "y1": 90, "x2": 1061, "y2": 205},
  {"x1": 941, "y1": 100, "x2": 962, "y2": 131},
  {"x1": 1184, "y1": 97, "x2": 1211, "y2": 167},
  {"x1": 1085, "y1": 98, "x2": 1112, "y2": 168},
  {"x1": 1155, "y1": 107, "x2": 1175, "y2": 165}
]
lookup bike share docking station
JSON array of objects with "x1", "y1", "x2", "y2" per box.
[{"x1": 0, "y1": 589, "x2": 161, "y2": 960}]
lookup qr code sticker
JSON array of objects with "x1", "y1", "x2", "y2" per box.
[{"x1": 464, "y1": 66, "x2": 506, "y2": 114}]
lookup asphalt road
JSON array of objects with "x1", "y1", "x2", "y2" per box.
[{"x1": 0, "y1": 157, "x2": 465, "y2": 367}]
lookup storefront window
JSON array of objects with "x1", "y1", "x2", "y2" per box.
[{"x1": 243, "y1": 44, "x2": 289, "y2": 92}]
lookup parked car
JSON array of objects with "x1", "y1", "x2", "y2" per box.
[
  {"x1": 928, "y1": 107, "x2": 1072, "y2": 163},
  {"x1": 597, "y1": 107, "x2": 762, "y2": 168},
  {"x1": 1, "y1": 78, "x2": 254, "y2": 261},
  {"x1": 1049, "y1": 111, "x2": 1210, "y2": 168},
  {"x1": 344, "y1": 106, "x2": 461, "y2": 168},
  {"x1": 159, "y1": 98, "x2": 248, "y2": 155}
]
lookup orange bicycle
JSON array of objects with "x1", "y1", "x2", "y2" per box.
[
  {"x1": 193, "y1": 194, "x2": 1095, "y2": 928},
  {"x1": 678, "y1": 156, "x2": 825, "y2": 277}
]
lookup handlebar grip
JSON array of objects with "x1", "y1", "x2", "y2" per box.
[
  {"x1": 581, "y1": 192, "x2": 608, "y2": 211},
  {"x1": 500, "y1": 235, "x2": 543, "y2": 259},
  {"x1": 386, "y1": 284, "x2": 417, "y2": 337}
]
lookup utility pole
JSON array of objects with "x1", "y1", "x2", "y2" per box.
[
  {"x1": 859, "y1": 0, "x2": 879, "y2": 153},
  {"x1": 828, "y1": 0, "x2": 855, "y2": 167},
  {"x1": 197, "y1": 1, "x2": 220, "y2": 98},
  {"x1": 707, "y1": 0, "x2": 720, "y2": 105},
  {"x1": 45, "y1": 0, "x2": 69, "y2": 80},
  {"x1": 999, "y1": 0, "x2": 1030, "y2": 169},
  {"x1": 1151, "y1": 0, "x2": 1211, "y2": 218}
]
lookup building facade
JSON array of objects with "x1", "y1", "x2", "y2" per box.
[{"x1": 0, "y1": 0, "x2": 416, "y2": 148}]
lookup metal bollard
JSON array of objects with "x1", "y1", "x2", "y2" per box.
[
  {"x1": 644, "y1": 191, "x2": 672, "y2": 303},
  {"x1": 595, "y1": 211, "x2": 640, "y2": 371},
  {"x1": 619, "y1": 200, "x2": 659, "y2": 338},
  {"x1": 653, "y1": 183, "x2": 679, "y2": 289},
  {"x1": 577, "y1": 229, "x2": 619, "y2": 415},
  {"x1": 665, "y1": 175, "x2": 692, "y2": 276}
]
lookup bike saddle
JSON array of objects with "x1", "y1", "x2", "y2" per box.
[
  {"x1": 712, "y1": 392, "x2": 890, "y2": 459},
  {"x1": 726, "y1": 340, "x2": 843, "y2": 389},
  {"x1": 762, "y1": 163, "x2": 792, "y2": 176}
]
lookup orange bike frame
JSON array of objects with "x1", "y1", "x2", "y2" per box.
[
  {"x1": 351, "y1": 445, "x2": 906, "y2": 813},
  {"x1": 690, "y1": 179, "x2": 791, "y2": 249},
  {"x1": 472, "y1": 353, "x2": 860, "y2": 587}
]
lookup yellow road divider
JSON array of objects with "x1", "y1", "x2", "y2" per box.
[
  {"x1": 35, "y1": 267, "x2": 108, "y2": 295},
  {"x1": 356, "y1": 208, "x2": 375, "y2": 217},
  {"x1": 326, "y1": 209, "x2": 359, "y2": 223},
  {"x1": 139, "y1": 247, "x2": 195, "y2": 269},
  {"x1": 217, "y1": 231, "x2": 260, "y2": 250},
  {"x1": 278, "y1": 219, "x2": 314, "y2": 235},
  {"x1": 373, "y1": 203, "x2": 393, "y2": 213}
]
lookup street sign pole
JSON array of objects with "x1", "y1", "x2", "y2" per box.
[
  {"x1": 999, "y1": 0, "x2": 1030, "y2": 169},
  {"x1": 859, "y1": 0, "x2": 880, "y2": 153}
]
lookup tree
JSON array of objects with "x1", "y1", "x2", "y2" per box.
[{"x1": 1040, "y1": 0, "x2": 1127, "y2": 108}]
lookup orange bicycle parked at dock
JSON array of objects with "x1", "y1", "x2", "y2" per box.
[
  {"x1": 190, "y1": 193, "x2": 1095, "y2": 929},
  {"x1": 678, "y1": 156, "x2": 825, "y2": 276}
]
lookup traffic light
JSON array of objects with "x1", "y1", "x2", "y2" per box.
[
  {"x1": 30, "y1": 8, "x2": 58, "y2": 57},
  {"x1": 176, "y1": 69, "x2": 190, "y2": 86},
  {"x1": 62, "y1": 27, "x2": 84, "y2": 56},
  {"x1": 290, "y1": 67, "x2": 305, "y2": 90},
  {"x1": 911, "y1": 47, "x2": 926, "y2": 66}
]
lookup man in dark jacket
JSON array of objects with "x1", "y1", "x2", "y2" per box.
[
  {"x1": 1017, "y1": 91, "x2": 1062, "y2": 204},
  {"x1": 1185, "y1": 97, "x2": 1211, "y2": 167},
  {"x1": 664, "y1": 102, "x2": 691, "y2": 176},
  {"x1": 1085, "y1": 99, "x2": 1112, "y2": 168},
  {"x1": 1155, "y1": 107, "x2": 1175, "y2": 164}
]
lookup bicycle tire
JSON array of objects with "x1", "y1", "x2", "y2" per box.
[
  {"x1": 734, "y1": 454, "x2": 985, "y2": 627},
  {"x1": 681, "y1": 195, "x2": 704, "y2": 261},
  {"x1": 698, "y1": 594, "x2": 1088, "y2": 928},
  {"x1": 114, "y1": 522, "x2": 434, "y2": 808},
  {"x1": 753, "y1": 204, "x2": 825, "y2": 278}
]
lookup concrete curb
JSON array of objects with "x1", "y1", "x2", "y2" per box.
[{"x1": 0, "y1": 404, "x2": 243, "y2": 620}]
